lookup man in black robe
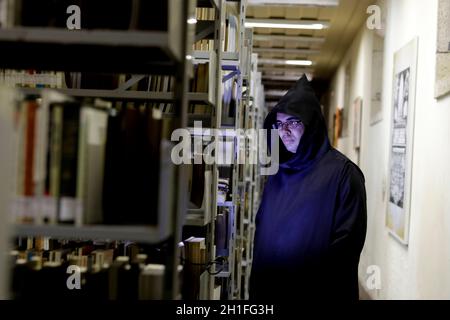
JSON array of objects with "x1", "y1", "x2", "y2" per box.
[{"x1": 249, "y1": 75, "x2": 367, "y2": 301}]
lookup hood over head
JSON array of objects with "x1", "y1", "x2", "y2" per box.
[{"x1": 263, "y1": 74, "x2": 330, "y2": 171}]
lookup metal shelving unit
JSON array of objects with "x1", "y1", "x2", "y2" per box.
[
  {"x1": 0, "y1": 0, "x2": 196, "y2": 300},
  {"x1": 232, "y1": 27, "x2": 267, "y2": 300},
  {"x1": 181, "y1": 0, "x2": 253, "y2": 301}
]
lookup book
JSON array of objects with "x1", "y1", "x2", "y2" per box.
[
  {"x1": 182, "y1": 237, "x2": 206, "y2": 300},
  {"x1": 215, "y1": 210, "x2": 229, "y2": 257},
  {"x1": 102, "y1": 104, "x2": 162, "y2": 225},
  {"x1": 108, "y1": 256, "x2": 129, "y2": 300},
  {"x1": 117, "y1": 260, "x2": 141, "y2": 300},
  {"x1": 24, "y1": 100, "x2": 38, "y2": 197},
  {"x1": 76, "y1": 104, "x2": 108, "y2": 225},
  {"x1": 139, "y1": 264, "x2": 165, "y2": 300},
  {"x1": 58, "y1": 102, "x2": 81, "y2": 224},
  {"x1": 189, "y1": 163, "x2": 205, "y2": 209}
]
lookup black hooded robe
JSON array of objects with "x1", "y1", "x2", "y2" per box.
[{"x1": 249, "y1": 75, "x2": 367, "y2": 301}]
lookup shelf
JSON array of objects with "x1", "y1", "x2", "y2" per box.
[
  {"x1": 193, "y1": 50, "x2": 214, "y2": 60},
  {"x1": 191, "y1": 50, "x2": 217, "y2": 106},
  {"x1": 163, "y1": 113, "x2": 212, "y2": 127},
  {"x1": 222, "y1": 52, "x2": 239, "y2": 61},
  {"x1": 221, "y1": 52, "x2": 240, "y2": 71},
  {"x1": 185, "y1": 212, "x2": 210, "y2": 226},
  {"x1": 20, "y1": 88, "x2": 214, "y2": 105},
  {"x1": 14, "y1": 224, "x2": 170, "y2": 244},
  {"x1": 187, "y1": 127, "x2": 235, "y2": 138},
  {"x1": 215, "y1": 270, "x2": 231, "y2": 278},
  {"x1": 0, "y1": 28, "x2": 183, "y2": 73},
  {"x1": 187, "y1": 92, "x2": 215, "y2": 105},
  {"x1": 218, "y1": 201, "x2": 234, "y2": 208}
]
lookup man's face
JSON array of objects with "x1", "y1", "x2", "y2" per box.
[{"x1": 275, "y1": 112, "x2": 305, "y2": 153}]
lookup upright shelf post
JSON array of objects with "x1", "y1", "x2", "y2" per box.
[
  {"x1": 0, "y1": 88, "x2": 16, "y2": 299},
  {"x1": 165, "y1": 0, "x2": 193, "y2": 300}
]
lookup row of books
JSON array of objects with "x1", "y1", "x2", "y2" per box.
[
  {"x1": 193, "y1": 7, "x2": 216, "y2": 52},
  {"x1": 128, "y1": 74, "x2": 178, "y2": 114},
  {"x1": 10, "y1": 235, "x2": 216, "y2": 300},
  {"x1": 10, "y1": 90, "x2": 221, "y2": 226},
  {"x1": 192, "y1": 9, "x2": 239, "y2": 53},
  {"x1": 10, "y1": 238, "x2": 179, "y2": 300},
  {"x1": 196, "y1": 7, "x2": 216, "y2": 22},
  {"x1": 12, "y1": 94, "x2": 165, "y2": 226},
  {"x1": 63, "y1": 71, "x2": 211, "y2": 115},
  {"x1": 189, "y1": 63, "x2": 212, "y2": 114},
  {"x1": 0, "y1": 70, "x2": 64, "y2": 88},
  {"x1": 181, "y1": 236, "x2": 207, "y2": 300}
]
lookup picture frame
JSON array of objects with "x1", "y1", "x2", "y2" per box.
[
  {"x1": 353, "y1": 97, "x2": 362, "y2": 150},
  {"x1": 386, "y1": 37, "x2": 419, "y2": 245},
  {"x1": 333, "y1": 107, "x2": 342, "y2": 148},
  {"x1": 370, "y1": 32, "x2": 384, "y2": 125},
  {"x1": 434, "y1": 0, "x2": 450, "y2": 99},
  {"x1": 341, "y1": 62, "x2": 352, "y2": 137}
]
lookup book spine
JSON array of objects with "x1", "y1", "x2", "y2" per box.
[{"x1": 58, "y1": 103, "x2": 80, "y2": 224}]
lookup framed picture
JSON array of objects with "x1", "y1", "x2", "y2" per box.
[
  {"x1": 386, "y1": 37, "x2": 418, "y2": 245},
  {"x1": 370, "y1": 33, "x2": 384, "y2": 125},
  {"x1": 353, "y1": 97, "x2": 362, "y2": 150},
  {"x1": 435, "y1": 0, "x2": 450, "y2": 99},
  {"x1": 341, "y1": 63, "x2": 352, "y2": 137},
  {"x1": 333, "y1": 107, "x2": 342, "y2": 147}
]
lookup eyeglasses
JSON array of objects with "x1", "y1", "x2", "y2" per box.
[{"x1": 272, "y1": 119, "x2": 302, "y2": 131}]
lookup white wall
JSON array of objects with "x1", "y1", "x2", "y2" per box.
[
  {"x1": 329, "y1": 0, "x2": 450, "y2": 299},
  {"x1": 329, "y1": 26, "x2": 372, "y2": 165}
]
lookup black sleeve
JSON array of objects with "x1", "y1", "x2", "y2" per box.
[
  {"x1": 332, "y1": 163, "x2": 367, "y2": 254},
  {"x1": 327, "y1": 162, "x2": 367, "y2": 300}
]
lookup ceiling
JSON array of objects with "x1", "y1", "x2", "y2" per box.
[{"x1": 246, "y1": 0, "x2": 374, "y2": 102}]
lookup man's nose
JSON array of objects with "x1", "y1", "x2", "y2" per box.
[
  {"x1": 280, "y1": 126, "x2": 291, "y2": 134},
  {"x1": 281, "y1": 132, "x2": 291, "y2": 139}
]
